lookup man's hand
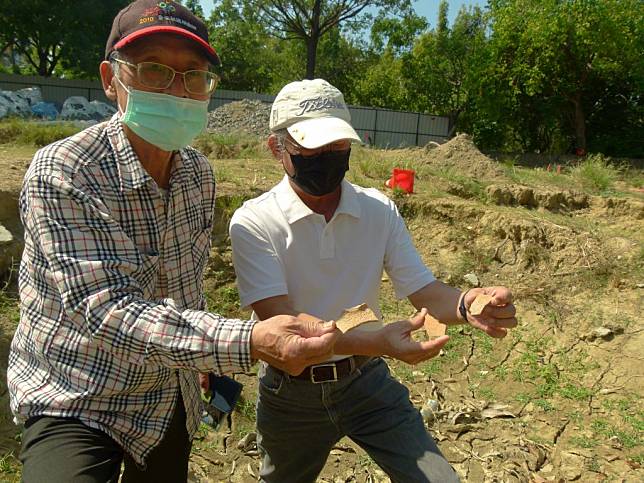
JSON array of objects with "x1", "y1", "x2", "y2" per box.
[
  {"x1": 199, "y1": 373, "x2": 209, "y2": 392},
  {"x1": 380, "y1": 308, "x2": 449, "y2": 365},
  {"x1": 463, "y1": 286, "x2": 517, "y2": 338},
  {"x1": 250, "y1": 315, "x2": 339, "y2": 375}
]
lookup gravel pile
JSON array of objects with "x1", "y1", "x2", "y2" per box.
[{"x1": 207, "y1": 99, "x2": 272, "y2": 137}]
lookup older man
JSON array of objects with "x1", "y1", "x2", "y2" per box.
[
  {"x1": 229, "y1": 79, "x2": 518, "y2": 482},
  {"x1": 7, "y1": 2, "x2": 337, "y2": 482}
]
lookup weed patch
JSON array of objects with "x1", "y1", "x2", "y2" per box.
[
  {"x1": 0, "y1": 118, "x2": 81, "y2": 146},
  {"x1": 570, "y1": 154, "x2": 620, "y2": 194},
  {"x1": 193, "y1": 132, "x2": 268, "y2": 159}
]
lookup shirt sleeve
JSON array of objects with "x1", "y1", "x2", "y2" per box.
[
  {"x1": 229, "y1": 208, "x2": 288, "y2": 309},
  {"x1": 383, "y1": 199, "x2": 435, "y2": 299},
  {"x1": 22, "y1": 174, "x2": 255, "y2": 374}
]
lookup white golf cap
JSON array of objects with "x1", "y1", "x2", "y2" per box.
[{"x1": 270, "y1": 79, "x2": 362, "y2": 149}]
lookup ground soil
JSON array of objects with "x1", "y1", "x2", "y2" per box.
[{"x1": 0, "y1": 135, "x2": 641, "y2": 482}]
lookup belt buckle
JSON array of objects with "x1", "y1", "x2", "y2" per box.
[{"x1": 310, "y1": 363, "x2": 338, "y2": 384}]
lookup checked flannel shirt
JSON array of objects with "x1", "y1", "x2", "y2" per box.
[{"x1": 7, "y1": 114, "x2": 255, "y2": 466}]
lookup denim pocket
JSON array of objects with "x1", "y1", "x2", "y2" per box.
[{"x1": 258, "y1": 369, "x2": 284, "y2": 395}]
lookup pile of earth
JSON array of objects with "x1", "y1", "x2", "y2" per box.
[
  {"x1": 424, "y1": 133, "x2": 505, "y2": 179},
  {"x1": 206, "y1": 99, "x2": 272, "y2": 137}
]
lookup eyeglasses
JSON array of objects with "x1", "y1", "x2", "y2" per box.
[
  {"x1": 280, "y1": 136, "x2": 351, "y2": 158},
  {"x1": 114, "y1": 59, "x2": 219, "y2": 95}
]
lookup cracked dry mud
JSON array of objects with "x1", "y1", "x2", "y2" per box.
[{"x1": 0, "y1": 134, "x2": 642, "y2": 482}]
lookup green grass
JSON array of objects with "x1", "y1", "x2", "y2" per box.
[
  {"x1": 192, "y1": 132, "x2": 269, "y2": 160},
  {"x1": 0, "y1": 118, "x2": 82, "y2": 147},
  {"x1": 0, "y1": 288, "x2": 20, "y2": 325},
  {"x1": 204, "y1": 285, "x2": 241, "y2": 317},
  {"x1": 570, "y1": 435, "x2": 598, "y2": 449},
  {"x1": 477, "y1": 387, "x2": 496, "y2": 401},
  {"x1": 591, "y1": 417, "x2": 643, "y2": 449},
  {"x1": 235, "y1": 395, "x2": 257, "y2": 422},
  {"x1": 0, "y1": 451, "x2": 19, "y2": 481},
  {"x1": 570, "y1": 154, "x2": 620, "y2": 194},
  {"x1": 503, "y1": 163, "x2": 577, "y2": 191}
]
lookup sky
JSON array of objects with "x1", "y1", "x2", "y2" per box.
[
  {"x1": 413, "y1": 0, "x2": 487, "y2": 26},
  {"x1": 199, "y1": 1, "x2": 488, "y2": 27}
]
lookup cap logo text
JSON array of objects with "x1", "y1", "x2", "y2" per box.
[{"x1": 296, "y1": 97, "x2": 344, "y2": 116}]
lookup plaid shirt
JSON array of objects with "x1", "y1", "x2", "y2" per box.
[{"x1": 8, "y1": 114, "x2": 255, "y2": 466}]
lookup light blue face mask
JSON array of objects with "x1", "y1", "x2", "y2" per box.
[{"x1": 115, "y1": 75, "x2": 209, "y2": 152}]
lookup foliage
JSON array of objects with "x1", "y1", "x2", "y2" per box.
[
  {"x1": 569, "y1": 154, "x2": 620, "y2": 194},
  {"x1": 183, "y1": 0, "x2": 206, "y2": 19},
  {"x1": 0, "y1": 0, "x2": 641, "y2": 157},
  {"x1": 484, "y1": 0, "x2": 644, "y2": 153},
  {"x1": 192, "y1": 131, "x2": 268, "y2": 159},
  {"x1": 403, "y1": 2, "x2": 488, "y2": 131},
  {"x1": 208, "y1": 0, "x2": 286, "y2": 92},
  {"x1": 254, "y1": 0, "x2": 415, "y2": 79},
  {"x1": 0, "y1": 0, "x2": 129, "y2": 78},
  {"x1": 0, "y1": 118, "x2": 81, "y2": 146},
  {"x1": 352, "y1": 49, "x2": 408, "y2": 110}
]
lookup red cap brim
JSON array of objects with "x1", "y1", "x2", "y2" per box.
[{"x1": 114, "y1": 26, "x2": 220, "y2": 66}]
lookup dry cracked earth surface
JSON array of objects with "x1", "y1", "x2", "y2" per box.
[{"x1": 0, "y1": 133, "x2": 642, "y2": 482}]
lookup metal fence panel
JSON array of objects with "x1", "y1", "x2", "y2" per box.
[
  {"x1": 418, "y1": 115, "x2": 449, "y2": 137},
  {"x1": 0, "y1": 73, "x2": 451, "y2": 148},
  {"x1": 0, "y1": 73, "x2": 111, "y2": 107}
]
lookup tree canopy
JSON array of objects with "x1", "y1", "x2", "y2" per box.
[
  {"x1": 1, "y1": 0, "x2": 641, "y2": 156},
  {"x1": 0, "y1": 0, "x2": 128, "y2": 77}
]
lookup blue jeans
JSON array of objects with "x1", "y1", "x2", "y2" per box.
[{"x1": 256, "y1": 357, "x2": 460, "y2": 483}]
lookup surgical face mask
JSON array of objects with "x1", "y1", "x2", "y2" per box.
[
  {"x1": 288, "y1": 149, "x2": 351, "y2": 196},
  {"x1": 115, "y1": 75, "x2": 208, "y2": 152}
]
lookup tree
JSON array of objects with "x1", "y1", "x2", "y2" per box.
[
  {"x1": 369, "y1": 8, "x2": 427, "y2": 55},
  {"x1": 208, "y1": 0, "x2": 289, "y2": 92},
  {"x1": 184, "y1": 0, "x2": 206, "y2": 19},
  {"x1": 255, "y1": 0, "x2": 414, "y2": 79},
  {"x1": 352, "y1": 49, "x2": 408, "y2": 110},
  {"x1": 0, "y1": 0, "x2": 128, "y2": 78},
  {"x1": 403, "y1": 2, "x2": 488, "y2": 133},
  {"x1": 488, "y1": 0, "x2": 643, "y2": 152},
  {"x1": 350, "y1": 8, "x2": 427, "y2": 109}
]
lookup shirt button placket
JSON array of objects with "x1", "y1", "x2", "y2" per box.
[{"x1": 320, "y1": 224, "x2": 335, "y2": 259}]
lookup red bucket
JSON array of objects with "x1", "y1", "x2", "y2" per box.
[{"x1": 390, "y1": 168, "x2": 415, "y2": 194}]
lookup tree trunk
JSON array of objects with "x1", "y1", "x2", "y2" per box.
[
  {"x1": 447, "y1": 110, "x2": 461, "y2": 138},
  {"x1": 305, "y1": 0, "x2": 322, "y2": 79},
  {"x1": 305, "y1": 36, "x2": 318, "y2": 79},
  {"x1": 37, "y1": 49, "x2": 49, "y2": 77},
  {"x1": 572, "y1": 92, "x2": 586, "y2": 151}
]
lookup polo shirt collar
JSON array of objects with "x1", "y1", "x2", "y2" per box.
[{"x1": 275, "y1": 176, "x2": 361, "y2": 225}]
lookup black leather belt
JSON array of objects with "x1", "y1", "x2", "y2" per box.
[{"x1": 292, "y1": 356, "x2": 372, "y2": 383}]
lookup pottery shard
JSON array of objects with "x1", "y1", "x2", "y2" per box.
[
  {"x1": 424, "y1": 313, "x2": 447, "y2": 338},
  {"x1": 335, "y1": 303, "x2": 380, "y2": 333},
  {"x1": 469, "y1": 293, "x2": 494, "y2": 316}
]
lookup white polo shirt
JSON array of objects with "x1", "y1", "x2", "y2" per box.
[{"x1": 229, "y1": 177, "x2": 435, "y2": 353}]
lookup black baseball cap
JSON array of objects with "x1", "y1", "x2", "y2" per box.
[{"x1": 105, "y1": 0, "x2": 221, "y2": 66}]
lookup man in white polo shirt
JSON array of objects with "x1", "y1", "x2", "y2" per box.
[{"x1": 229, "y1": 79, "x2": 517, "y2": 482}]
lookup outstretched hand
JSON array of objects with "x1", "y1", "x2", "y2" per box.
[
  {"x1": 250, "y1": 315, "x2": 339, "y2": 375},
  {"x1": 381, "y1": 308, "x2": 450, "y2": 365},
  {"x1": 464, "y1": 286, "x2": 517, "y2": 338}
]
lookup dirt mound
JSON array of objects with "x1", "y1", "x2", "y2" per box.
[
  {"x1": 486, "y1": 185, "x2": 590, "y2": 212},
  {"x1": 598, "y1": 197, "x2": 644, "y2": 219},
  {"x1": 206, "y1": 99, "x2": 271, "y2": 137},
  {"x1": 424, "y1": 133, "x2": 505, "y2": 179}
]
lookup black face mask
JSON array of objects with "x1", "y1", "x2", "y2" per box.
[{"x1": 288, "y1": 149, "x2": 351, "y2": 196}]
